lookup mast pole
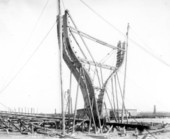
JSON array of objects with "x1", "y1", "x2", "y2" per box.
[
  {"x1": 57, "y1": 0, "x2": 65, "y2": 135},
  {"x1": 121, "y1": 23, "x2": 130, "y2": 123}
]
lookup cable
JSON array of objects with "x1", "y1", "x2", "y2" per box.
[
  {"x1": 61, "y1": 0, "x2": 66, "y2": 10},
  {"x1": 5, "y1": 0, "x2": 50, "y2": 89},
  {"x1": 79, "y1": 0, "x2": 170, "y2": 68},
  {"x1": 30, "y1": 0, "x2": 50, "y2": 39},
  {"x1": 27, "y1": 0, "x2": 49, "y2": 45},
  {"x1": 19, "y1": 0, "x2": 50, "y2": 57},
  {"x1": 130, "y1": 38, "x2": 170, "y2": 67},
  {"x1": 0, "y1": 22, "x2": 56, "y2": 95},
  {"x1": 0, "y1": 102, "x2": 12, "y2": 111},
  {"x1": 79, "y1": 0, "x2": 125, "y2": 37},
  {"x1": 130, "y1": 27, "x2": 154, "y2": 52},
  {"x1": 100, "y1": 49, "x2": 115, "y2": 64}
]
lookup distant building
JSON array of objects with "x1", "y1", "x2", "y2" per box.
[
  {"x1": 153, "y1": 105, "x2": 156, "y2": 114},
  {"x1": 109, "y1": 109, "x2": 137, "y2": 118}
]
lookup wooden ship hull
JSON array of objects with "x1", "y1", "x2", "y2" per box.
[{"x1": 0, "y1": 0, "x2": 170, "y2": 138}]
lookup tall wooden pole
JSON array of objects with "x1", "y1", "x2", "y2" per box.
[
  {"x1": 69, "y1": 71, "x2": 72, "y2": 114},
  {"x1": 114, "y1": 75, "x2": 119, "y2": 122},
  {"x1": 121, "y1": 23, "x2": 130, "y2": 123},
  {"x1": 111, "y1": 77, "x2": 117, "y2": 122},
  {"x1": 57, "y1": 0, "x2": 65, "y2": 135}
]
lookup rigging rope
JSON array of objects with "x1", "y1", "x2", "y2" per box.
[
  {"x1": 21, "y1": 0, "x2": 50, "y2": 54},
  {"x1": 31, "y1": 0, "x2": 50, "y2": 35},
  {"x1": 0, "y1": 1, "x2": 50, "y2": 112},
  {"x1": 130, "y1": 39, "x2": 170, "y2": 67},
  {"x1": 79, "y1": 0, "x2": 124, "y2": 37},
  {"x1": 5, "y1": 0, "x2": 51, "y2": 87},
  {"x1": 79, "y1": 0, "x2": 170, "y2": 68},
  {"x1": 0, "y1": 22, "x2": 56, "y2": 95},
  {"x1": 0, "y1": 102, "x2": 12, "y2": 111},
  {"x1": 100, "y1": 49, "x2": 114, "y2": 64},
  {"x1": 61, "y1": 0, "x2": 66, "y2": 11}
]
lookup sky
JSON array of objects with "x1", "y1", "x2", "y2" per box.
[{"x1": 0, "y1": 0, "x2": 170, "y2": 113}]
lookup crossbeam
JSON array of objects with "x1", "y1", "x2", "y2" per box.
[
  {"x1": 69, "y1": 26, "x2": 126, "y2": 52},
  {"x1": 78, "y1": 58, "x2": 116, "y2": 70}
]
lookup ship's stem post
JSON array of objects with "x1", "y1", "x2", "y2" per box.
[{"x1": 57, "y1": 0, "x2": 65, "y2": 135}]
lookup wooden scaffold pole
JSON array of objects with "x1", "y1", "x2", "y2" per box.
[
  {"x1": 121, "y1": 23, "x2": 130, "y2": 123},
  {"x1": 57, "y1": 0, "x2": 65, "y2": 135}
]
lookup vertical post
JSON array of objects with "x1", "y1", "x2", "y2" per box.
[
  {"x1": 70, "y1": 97, "x2": 73, "y2": 114},
  {"x1": 57, "y1": 0, "x2": 65, "y2": 135},
  {"x1": 82, "y1": 69, "x2": 97, "y2": 133},
  {"x1": 73, "y1": 68, "x2": 83, "y2": 133},
  {"x1": 55, "y1": 108, "x2": 56, "y2": 114},
  {"x1": 114, "y1": 75, "x2": 119, "y2": 122},
  {"x1": 121, "y1": 23, "x2": 130, "y2": 123},
  {"x1": 72, "y1": 75, "x2": 80, "y2": 133},
  {"x1": 69, "y1": 71, "x2": 72, "y2": 114},
  {"x1": 111, "y1": 77, "x2": 117, "y2": 122},
  {"x1": 153, "y1": 105, "x2": 156, "y2": 114}
]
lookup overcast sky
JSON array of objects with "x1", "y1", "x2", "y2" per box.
[{"x1": 0, "y1": 0, "x2": 170, "y2": 113}]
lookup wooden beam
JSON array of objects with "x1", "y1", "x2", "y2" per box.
[
  {"x1": 78, "y1": 57, "x2": 116, "y2": 70},
  {"x1": 69, "y1": 26, "x2": 125, "y2": 51}
]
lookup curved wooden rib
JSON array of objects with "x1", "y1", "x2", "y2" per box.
[
  {"x1": 62, "y1": 11, "x2": 98, "y2": 120},
  {"x1": 97, "y1": 41, "x2": 126, "y2": 115}
]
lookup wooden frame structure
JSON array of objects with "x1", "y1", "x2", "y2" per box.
[{"x1": 61, "y1": 10, "x2": 126, "y2": 128}]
